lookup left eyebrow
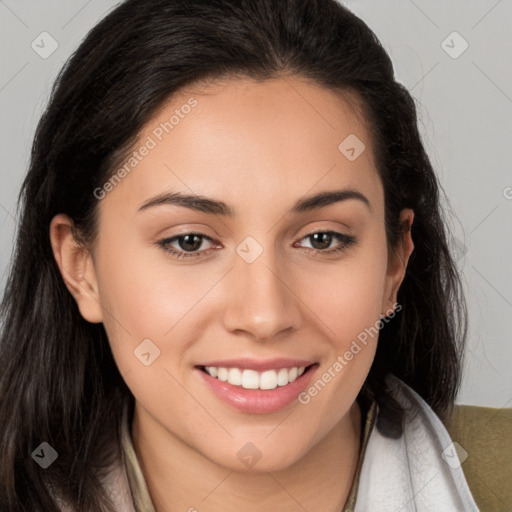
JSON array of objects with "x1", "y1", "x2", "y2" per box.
[
  {"x1": 137, "y1": 188, "x2": 372, "y2": 216},
  {"x1": 291, "y1": 189, "x2": 372, "y2": 214}
]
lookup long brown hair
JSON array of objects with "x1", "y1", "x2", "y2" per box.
[{"x1": 0, "y1": 0, "x2": 467, "y2": 509}]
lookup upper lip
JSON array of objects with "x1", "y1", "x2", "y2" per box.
[{"x1": 196, "y1": 358, "x2": 316, "y2": 372}]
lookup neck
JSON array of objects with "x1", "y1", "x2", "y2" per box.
[{"x1": 132, "y1": 401, "x2": 362, "y2": 512}]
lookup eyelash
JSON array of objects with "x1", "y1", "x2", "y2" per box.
[{"x1": 157, "y1": 230, "x2": 357, "y2": 260}]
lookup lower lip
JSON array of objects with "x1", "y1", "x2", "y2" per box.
[{"x1": 195, "y1": 365, "x2": 319, "y2": 414}]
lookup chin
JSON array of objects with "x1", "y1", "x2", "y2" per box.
[{"x1": 203, "y1": 442, "x2": 308, "y2": 473}]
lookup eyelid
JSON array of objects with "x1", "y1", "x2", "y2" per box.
[
  {"x1": 157, "y1": 227, "x2": 356, "y2": 260},
  {"x1": 293, "y1": 230, "x2": 356, "y2": 252}
]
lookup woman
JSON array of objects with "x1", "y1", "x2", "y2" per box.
[{"x1": 0, "y1": 0, "x2": 479, "y2": 510}]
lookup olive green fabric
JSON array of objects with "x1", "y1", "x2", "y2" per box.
[{"x1": 445, "y1": 404, "x2": 512, "y2": 512}]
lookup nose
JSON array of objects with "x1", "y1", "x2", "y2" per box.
[{"x1": 221, "y1": 247, "x2": 302, "y2": 342}]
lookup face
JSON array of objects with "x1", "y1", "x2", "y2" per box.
[{"x1": 51, "y1": 75, "x2": 413, "y2": 472}]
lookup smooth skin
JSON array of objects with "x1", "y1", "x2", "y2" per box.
[{"x1": 50, "y1": 75, "x2": 414, "y2": 512}]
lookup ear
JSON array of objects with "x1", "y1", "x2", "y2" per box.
[
  {"x1": 381, "y1": 208, "x2": 415, "y2": 316},
  {"x1": 49, "y1": 214, "x2": 104, "y2": 323}
]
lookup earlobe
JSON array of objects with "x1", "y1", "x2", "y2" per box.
[
  {"x1": 49, "y1": 214, "x2": 104, "y2": 324},
  {"x1": 382, "y1": 209, "x2": 415, "y2": 315}
]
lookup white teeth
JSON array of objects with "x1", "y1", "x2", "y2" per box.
[
  {"x1": 260, "y1": 370, "x2": 278, "y2": 390},
  {"x1": 277, "y1": 368, "x2": 289, "y2": 386},
  {"x1": 228, "y1": 367, "x2": 242, "y2": 386},
  {"x1": 204, "y1": 365, "x2": 309, "y2": 390},
  {"x1": 241, "y1": 369, "x2": 259, "y2": 389}
]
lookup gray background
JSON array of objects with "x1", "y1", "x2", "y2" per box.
[{"x1": 0, "y1": 0, "x2": 511, "y2": 408}]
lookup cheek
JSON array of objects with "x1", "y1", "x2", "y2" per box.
[
  {"x1": 298, "y1": 260, "x2": 386, "y2": 427},
  {"x1": 93, "y1": 234, "x2": 234, "y2": 380},
  {"x1": 302, "y1": 238, "x2": 388, "y2": 343},
  {"x1": 295, "y1": 232, "x2": 388, "y2": 409},
  {"x1": 91, "y1": 240, "x2": 176, "y2": 360}
]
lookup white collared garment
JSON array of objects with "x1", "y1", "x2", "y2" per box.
[{"x1": 354, "y1": 374, "x2": 479, "y2": 511}]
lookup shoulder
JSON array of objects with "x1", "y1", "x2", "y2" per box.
[{"x1": 446, "y1": 404, "x2": 512, "y2": 512}]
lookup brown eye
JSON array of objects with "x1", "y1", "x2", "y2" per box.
[
  {"x1": 177, "y1": 234, "x2": 204, "y2": 252},
  {"x1": 294, "y1": 231, "x2": 357, "y2": 255},
  {"x1": 309, "y1": 232, "x2": 334, "y2": 250},
  {"x1": 158, "y1": 233, "x2": 216, "y2": 259}
]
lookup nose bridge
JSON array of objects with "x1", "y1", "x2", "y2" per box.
[{"x1": 222, "y1": 237, "x2": 301, "y2": 340}]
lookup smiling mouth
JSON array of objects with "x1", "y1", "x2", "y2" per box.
[{"x1": 196, "y1": 363, "x2": 318, "y2": 390}]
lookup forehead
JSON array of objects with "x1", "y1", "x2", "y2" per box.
[{"x1": 98, "y1": 76, "x2": 381, "y2": 219}]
